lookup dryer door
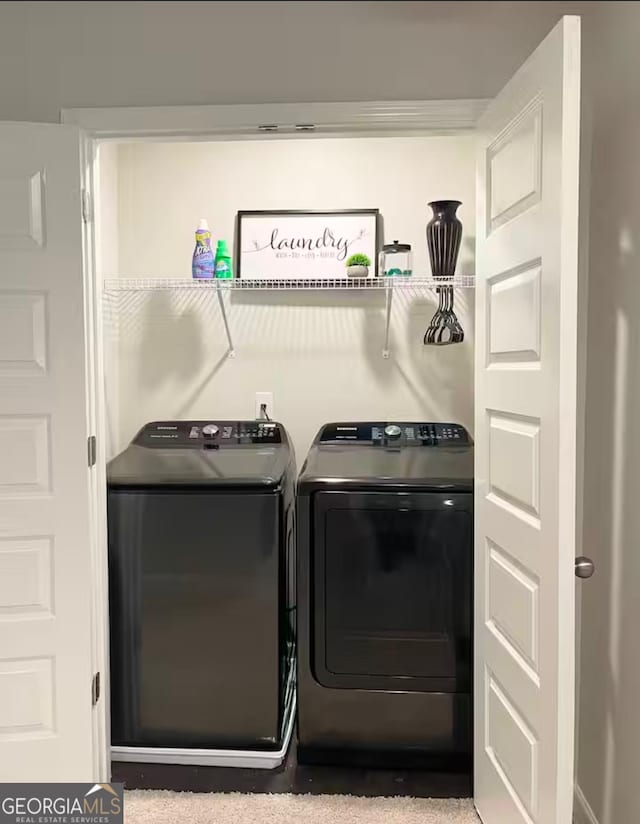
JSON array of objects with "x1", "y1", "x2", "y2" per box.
[{"x1": 313, "y1": 490, "x2": 472, "y2": 692}]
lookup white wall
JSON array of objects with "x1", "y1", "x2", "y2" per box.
[
  {"x1": 576, "y1": 4, "x2": 640, "y2": 824},
  {"x1": 0, "y1": 1, "x2": 592, "y2": 123},
  {"x1": 116, "y1": 137, "x2": 474, "y2": 279},
  {"x1": 108, "y1": 135, "x2": 475, "y2": 457}
]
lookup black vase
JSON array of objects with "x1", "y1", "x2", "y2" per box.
[{"x1": 426, "y1": 200, "x2": 462, "y2": 277}]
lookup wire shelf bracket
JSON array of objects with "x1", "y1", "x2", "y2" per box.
[
  {"x1": 383, "y1": 283, "x2": 393, "y2": 359},
  {"x1": 216, "y1": 288, "x2": 235, "y2": 358}
]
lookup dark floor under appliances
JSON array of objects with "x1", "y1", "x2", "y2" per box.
[
  {"x1": 107, "y1": 420, "x2": 296, "y2": 765},
  {"x1": 296, "y1": 422, "x2": 473, "y2": 769},
  {"x1": 112, "y1": 735, "x2": 472, "y2": 797}
]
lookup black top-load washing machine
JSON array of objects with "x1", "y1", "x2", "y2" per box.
[
  {"x1": 107, "y1": 420, "x2": 295, "y2": 753},
  {"x1": 297, "y1": 422, "x2": 473, "y2": 768}
]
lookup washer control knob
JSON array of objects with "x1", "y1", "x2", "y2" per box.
[
  {"x1": 202, "y1": 424, "x2": 220, "y2": 438},
  {"x1": 385, "y1": 424, "x2": 403, "y2": 440}
]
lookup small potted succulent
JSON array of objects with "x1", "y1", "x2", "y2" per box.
[{"x1": 345, "y1": 253, "x2": 371, "y2": 278}]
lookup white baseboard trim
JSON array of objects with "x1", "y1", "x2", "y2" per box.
[{"x1": 574, "y1": 784, "x2": 600, "y2": 824}]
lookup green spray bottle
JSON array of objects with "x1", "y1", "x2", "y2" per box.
[{"x1": 214, "y1": 239, "x2": 233, "y2": 279}]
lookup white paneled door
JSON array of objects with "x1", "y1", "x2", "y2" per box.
[
  {"x1": 0, "y1": 123, "x2": 99, "y2": 780},
  {"x1": 474, "y1": 16, "x2": 581, "y2": 824}
]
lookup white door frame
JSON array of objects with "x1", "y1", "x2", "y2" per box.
[
  {"x1": 71, "y1": 97, "x2": 490, "y2": 779},
  {"x1": 79, "y1": 132, "x2": 111, "y2": 781},
  {"x1": 61, "y1": 99, "x2": 489, "y2": 141},
  {"x1": 62, "y1": 97, "x2": 587, "y2": 801}
]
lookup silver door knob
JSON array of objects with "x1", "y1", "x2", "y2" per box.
[{"x1": 575, "y1": 556, "x2": 595, "y2": 579}]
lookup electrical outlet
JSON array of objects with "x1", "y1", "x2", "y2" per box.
[{"x1": 255, "y1": 392, "x2": 274, "y2": 420}]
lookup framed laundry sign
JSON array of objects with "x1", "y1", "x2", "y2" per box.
[{"x1": 236, "y1": 209, "x2": 380, "y2": 279}]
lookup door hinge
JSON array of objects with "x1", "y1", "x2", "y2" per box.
[
  {"x1": 91, "y1": 672, "x2": 101, "y2": 706},
  {"x1": 88, "y1": 435, "x2": 97, "y2": 467},
  {"x1": 81, "y1": 189, "x2": 93, "y2": 223}
]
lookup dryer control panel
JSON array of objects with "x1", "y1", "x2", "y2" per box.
[
  {"x1": 135, "y1": 420, "x2": 284, "y2": 447},
  {"x1": 318, "y1": 422, "x2": 470, "y2": 446}
]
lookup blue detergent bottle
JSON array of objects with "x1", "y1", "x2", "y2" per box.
[{"x1": 192, "y1": 219, "x2": 215, "y2": 279}]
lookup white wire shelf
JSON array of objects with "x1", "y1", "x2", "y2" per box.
[
  {"x1": 104, "y1": 275, "x2": 475, "y2": 292},
  {"x1": 103, "y1": 275, "x2": 474, "y2": 359}
]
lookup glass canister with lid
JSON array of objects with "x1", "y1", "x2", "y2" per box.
[{"x1": 379, "y1": 240, "x2": 413, "y2": 277}]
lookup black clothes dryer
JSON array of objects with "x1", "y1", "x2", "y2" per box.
[
  {"x1": 296, "y1": 422, "x2": 473, "y2": 768},
  {"x1": 107, "y1": 420, "x2": 295, "y2": 752}
]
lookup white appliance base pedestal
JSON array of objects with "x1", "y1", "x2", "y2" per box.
[{"x1": 111, "y1": 691, "x2": 296, "y2": 770}]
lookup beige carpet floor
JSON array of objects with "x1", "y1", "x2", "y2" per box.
[{"x1": 124, "y1": 790, "x2": 480, "y2": 823}]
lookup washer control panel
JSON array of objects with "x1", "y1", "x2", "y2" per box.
[
  {"x1": 318, "y1": 422, "x2": 470, "y2": 446},
  {"x1": 136, "y1": 420, "x2": 283, "y2": 447}
]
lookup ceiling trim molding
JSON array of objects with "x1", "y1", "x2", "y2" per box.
[{"x1": 61, "y1": 99, "x2": 489, "y2": 140}]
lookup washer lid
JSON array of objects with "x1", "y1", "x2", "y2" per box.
[{"x1": 107, "y1": 420, "x2": 291, "y2": 488}]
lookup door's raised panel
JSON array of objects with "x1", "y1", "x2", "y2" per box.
[
  {"x1": 0, "y1": 292, "x2": 47, "y2": 376},
  {"x1": 488, "y1": 412, "x2": 540, "y2": 520},
  {"x1": 486, "y1": 671, "x2": 538, "y2": 819},
  {"x1": 487, "y1": 98, "x2": 542, "y2": 234},
  {"x1": 0, "y1": 416, "x2": 51, "y2": 495},
  {"x1": 0, "y1": 657, "x2": 55, "y2": 738},
  {"x1": 487, "y1": 541, "x2": 538, "y2": 671},
  {"x1": 487, "y1": 261, "x2": 541, "y2": 366},
  {"x1": 0, "y1": 537, "x2": 53, "y2": 618},
  {"x1": 0, "y1": 171, "x2": 45, "y2": 250}
]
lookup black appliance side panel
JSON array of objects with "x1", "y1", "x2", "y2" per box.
[
  {"x1": 278, "y1": 463, "x2": 297, "y2": 719},
  {"x1": 108, "y1": 489, "x2": 281, "y2": 749}
]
